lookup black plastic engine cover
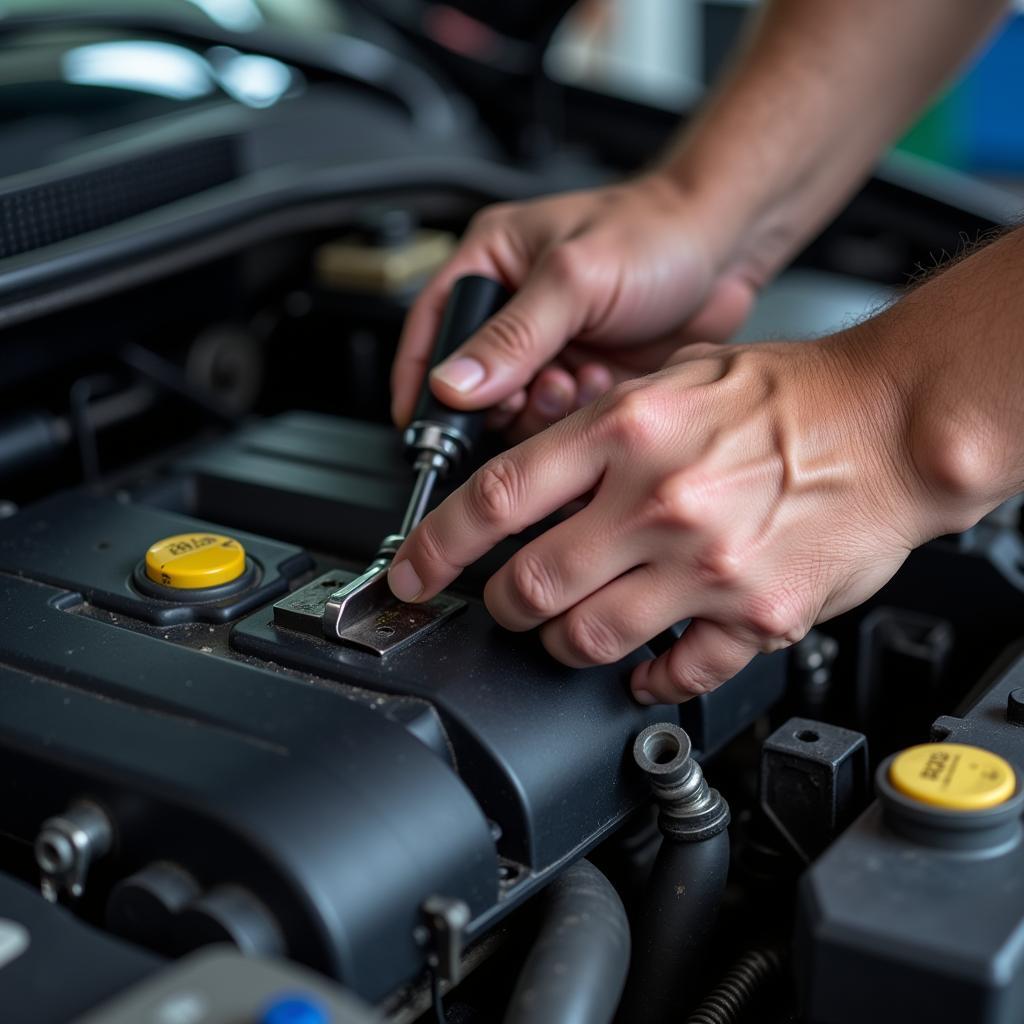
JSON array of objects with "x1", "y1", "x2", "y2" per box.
[
  {"x1": 0, "y1": 490, "x2": 662, "y2": 1000},
  {"x1": 0, "y1": 490, "x2": 313, "y2": 624},
  {"x1": 233, "y1": 579, "x2": 660, "y2": 870},
  {"x1": 0, "y1": 573, "x2": 497, "y2": 1001},
  {"x1": 0, "y1": 414, "x2": 785, "y2": 1001}
]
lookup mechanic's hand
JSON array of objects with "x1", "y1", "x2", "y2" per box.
[
  {"x1": 388, "y1": 332, "x2": 935, "y2": 704},
  {"x1": 390, "y1": 175, "x2": 759, "y2": 441}
]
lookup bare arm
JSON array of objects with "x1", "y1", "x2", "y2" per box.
[
  {"x1": 390, "y1": 0, "x2": 1007, "y2": 433},
  {"x1": 660, "y1": 0, "x2": 1010, "y2": 289}
]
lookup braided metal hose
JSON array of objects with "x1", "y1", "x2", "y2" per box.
[{"x1": 686, "y1": 948, "x2": 784, "y2": 1024}]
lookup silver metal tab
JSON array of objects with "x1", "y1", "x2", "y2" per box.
[{"x1": 275, "y1": 570, "x2": 464, "y2": 656}]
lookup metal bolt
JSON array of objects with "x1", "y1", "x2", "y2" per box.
[{"x1": 1007, "y1": 688, "x2": 1024, "y2": 726}]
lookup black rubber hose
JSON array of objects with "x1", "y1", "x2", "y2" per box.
[
  {"x1": 504, "y1": 859, "x2": 630, "y2": 1024},
  {"x1": 617, "y1": 829, "x2": 730, "y2": 1022},
  {"x1": 686, "y1": 948, "x2": 784, "y2": 1024},
  {"x1": 0, "y1": 411, "x2": 68, "y2": 478}
]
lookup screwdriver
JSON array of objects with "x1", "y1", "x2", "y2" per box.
[
  {"x1": 323, "y1": 275, "x2": 509, "y2": 640},
  {"x1": 399, "y1": 274, "x2": 510, "y2": 538}
]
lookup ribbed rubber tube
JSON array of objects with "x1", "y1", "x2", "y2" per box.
[{"x1": 686, "y1": 947, "x2": 784, "y2": 1024}]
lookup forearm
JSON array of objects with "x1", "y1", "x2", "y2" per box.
[
  {"x1": 656, "y1": 0, "x2": 1007, "y2": 284},
  {"x1": 864, "y1": 227, "x2": 1024, "y2": 538}
]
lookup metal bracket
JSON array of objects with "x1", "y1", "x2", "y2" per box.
[
  {"x1": 35, "y1": 800, "x2": 112, "y2": 903},
  {"x1": 274, "y1": 570, "x2": 464, "y2": 656},
  {"x1": 420, "y1": 895, "x2": 471, "y2": 986}
]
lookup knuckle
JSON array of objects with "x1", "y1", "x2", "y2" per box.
[
  {"x1": 481, "y1": 308, "x2": 540, "y2": 362},
  {"x1": 666, "y1": 657, "x2": 720, "y2": 699},
  {"x1": 510, "y1": 552, "x2": 561, "y2": 617},
  {"x1": 694, "y1": 539, "x2": 743, "y2": 586},
  {"x1": 413, "y1": 517, "x2": 448, "y2": 572},
  {"x1": 647, "y1": 471, "x2": 709, "y2": 531},
  {"x1": 602, "y1": 389, "x2": 664, "y2": 456},
  {"x1": 563, "y1": 612, "x2": 623, "y2": 665},
  {"x1": 467, "y1": 203, "x2": 511, "y2": 234},
  {"x1": 544, "y1": 241, "x2": 590, "y2": 290},
  {"x1": 740, "y1": 590, "x2": 804, "y2": 642},
  {"x1": 469, "y1": 456, "x2": 521, "y2": 527}
]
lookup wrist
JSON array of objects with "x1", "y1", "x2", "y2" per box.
[
  {"x1": 835, "y1": 317, "x2": 1001, "y2": 544},
  {"x1": 648, "y1": 135, "x2": 813, "y2": 297}
]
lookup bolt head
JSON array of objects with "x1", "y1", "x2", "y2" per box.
[{"x1": 1007, "y1": 688, "x2": 1024, "y2": 725}]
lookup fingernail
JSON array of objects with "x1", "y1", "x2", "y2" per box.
[
  {"x1": 633, "y1": 689, "x2": 658, "y2": 706},
  {"x1": 578, "y1": 375, "x2": 609, "y2": 405},
  {"x1": 432, "y1": 357, "x2": 485, "y2": 394},
  {"x1": 389, "y1": 560, "x2": 423, "y2": 602},
  {"x1": 534, "y1": 380, "x2": 569, "y2": 417}
]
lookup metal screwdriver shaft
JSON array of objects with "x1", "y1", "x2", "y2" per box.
[
  {"x1": 398, "y1": 452, "x2": 445, "y2": 540},
  {"x1": 322, "y1": 276, "x2": 510, "y2": 641}
]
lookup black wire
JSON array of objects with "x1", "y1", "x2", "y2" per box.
[
  {"x1": 430, "y1": 968, "x2": 446, "y2": 1024},
  {"x1": 69, "y1": 373, "x2": 117, "y2": 485},
  {"x1": 120, "y1": 344, "x2": 237, "y2": 425}
]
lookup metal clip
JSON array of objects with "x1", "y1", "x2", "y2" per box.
[
  {"x1": 35, "y1": 800, "x2": 113, "y2": 903},
  {"x1": 420, "y1": 895, "x2": 471, "y2": 986}
]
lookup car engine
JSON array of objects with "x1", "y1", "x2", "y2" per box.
[{"x1": 1, "y1": 5, "x2": 1023, "y2": 1023}]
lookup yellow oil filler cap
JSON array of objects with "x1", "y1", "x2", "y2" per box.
[
  {"x1": 144, "y1": 533, "x2": 246, "y2": 590},
  {"x1": 890, "y1": 743, "x2": 1016, "y2": 812}
]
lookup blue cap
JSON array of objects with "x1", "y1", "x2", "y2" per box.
[{"x1": 260, "y1": 994, "x2": 329, "y2": 1024}]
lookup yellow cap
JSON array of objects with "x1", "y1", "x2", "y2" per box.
[
  {"x1": 144, "y1": 533, "x2": 246, "y2": 590},
  {"x1": 890, "y1": 743, "x2": 1016, "y2": 812}
]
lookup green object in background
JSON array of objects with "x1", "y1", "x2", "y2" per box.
[
  {"x1": 895, "y1": 80, "x2": 968, "y2": 170},
  {"x1": 894, "y1": 13, "x2": 1024, "y2": 174}
]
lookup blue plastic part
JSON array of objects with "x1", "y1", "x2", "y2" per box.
[
  {"x1": 964, "y1": 14, "x2": 1024, "y2": 173},
  {"x1": 260, "y1": 994, "x2": 329, "y2": 1024}
]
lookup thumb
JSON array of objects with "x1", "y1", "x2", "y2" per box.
[{"x1": 428, "y1": 247, "x2": 589, "y2": 409}]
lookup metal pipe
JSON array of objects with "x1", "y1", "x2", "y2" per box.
[
  {"x1": 504, "y1": 859, "x2": 630, "y2": 1024},
  {"x1": 617, "y1": 724, "x2": 732, "y2": 1024}
]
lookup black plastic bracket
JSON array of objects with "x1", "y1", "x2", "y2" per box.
[{"x1": 760, "y1": 717, "x2": 869, "y2": 865}]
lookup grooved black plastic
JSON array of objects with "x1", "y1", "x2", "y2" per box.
[{"x1": 0, "y1": 137, "x2": 236, "y2": 259}]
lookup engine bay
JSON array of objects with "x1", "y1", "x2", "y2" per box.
[{"x1": 2, "y1": 6, "x2": 1024, "y2": 1023}]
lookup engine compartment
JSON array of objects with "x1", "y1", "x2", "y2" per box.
[{"x1": 2, "y1": 8, "x2": 1024, "y2": 1024}]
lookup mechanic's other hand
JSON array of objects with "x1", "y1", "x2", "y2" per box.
[
  {"x1": 388, "y1": 332, "x2": 935, "y2": 704},
  {"x1": 390, "y1": 175, "x2": 758, "y2": 440}
]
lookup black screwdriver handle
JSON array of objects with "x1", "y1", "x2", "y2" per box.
[{"x1": 410, "y1": 275, "x2": 509, "y2": 458}]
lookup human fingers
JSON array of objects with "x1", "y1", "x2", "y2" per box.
[
  {"x1": 630, "y1": 619, "x2": 760, "y2": 704},
  {"x1": 388, "y1": 411, "x2": 605, "y2": 602}
]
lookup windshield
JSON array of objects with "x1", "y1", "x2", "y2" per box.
[{"x1": 0, "y1": 0, "x2": 320, "y2": 178}]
